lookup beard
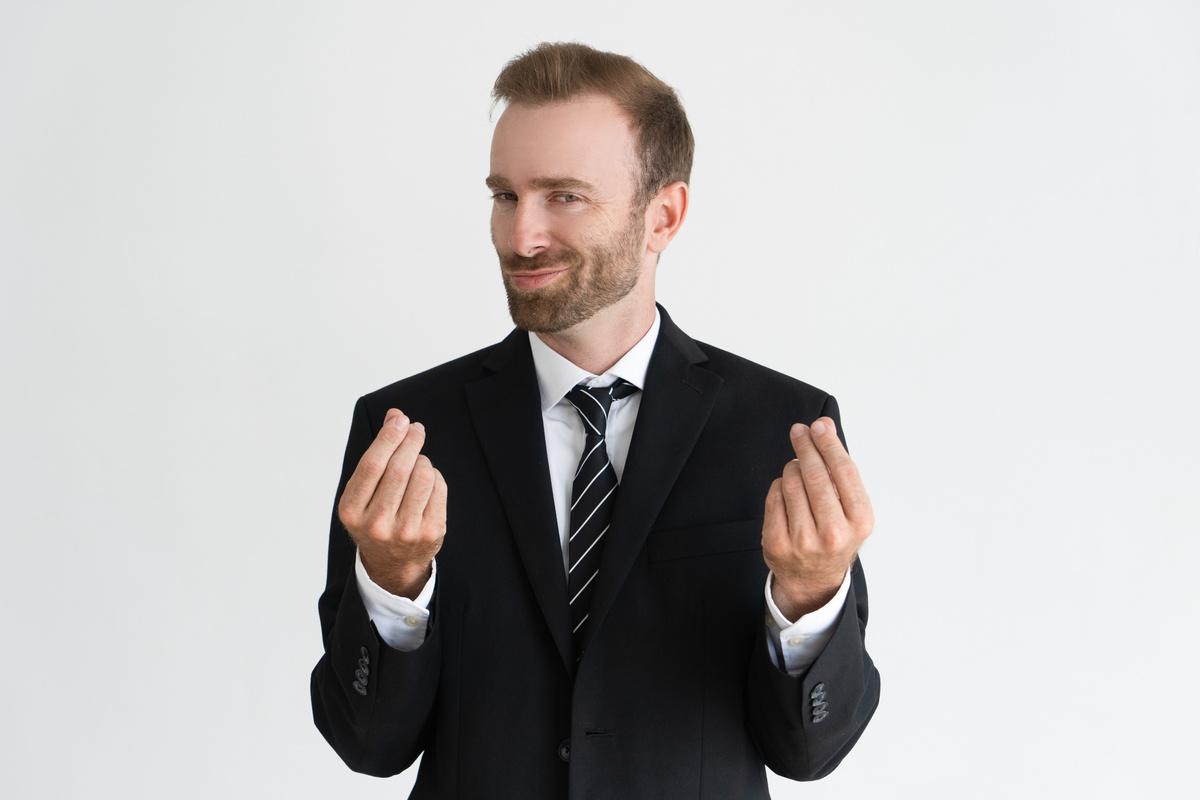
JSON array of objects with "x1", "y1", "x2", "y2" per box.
[{"x1": 499, "y1": 211, "x2": 645, "y2": 333}]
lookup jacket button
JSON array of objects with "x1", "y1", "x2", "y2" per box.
[{"x1": 558, "y1": 739, "x2": 571, "y2": 762}]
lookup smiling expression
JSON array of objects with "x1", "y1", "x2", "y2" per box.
[{"x1": 487, "y1": 95, "x2": 652, "y2": 333}]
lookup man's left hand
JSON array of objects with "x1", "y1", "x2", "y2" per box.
[{"x1": 762, "y1": 417, "x2": 874, "y2": 621}]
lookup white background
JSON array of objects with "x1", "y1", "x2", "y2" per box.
[{"x1": 2, "y1": 1, "x2": 1197, "y2": 797}]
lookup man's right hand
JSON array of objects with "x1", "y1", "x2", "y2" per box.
[{"x1": 338, "y1": 408, "x2": 448, "y2": 599}]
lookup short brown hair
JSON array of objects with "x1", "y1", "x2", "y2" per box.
[{"x1": 492, "y1": 42, "x2": 694, "y2": 205}]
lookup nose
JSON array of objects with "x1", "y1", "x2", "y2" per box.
[{"x1": 508, "y1": 201, "x2": 551, "y2": 258}]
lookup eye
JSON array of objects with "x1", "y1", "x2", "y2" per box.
[
  {"x1": 553, "y1": 193, "x2": 582, "y2": 203},
  {"x1": 491, "y1": 192, "x2": 517, "y2": 203}
]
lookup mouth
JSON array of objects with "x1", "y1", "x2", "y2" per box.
[{"x1": 505, "y1": 268, "x2": 568, "y2": 290}]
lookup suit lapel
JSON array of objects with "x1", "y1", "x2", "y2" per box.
[
  {"x1": 466, "y1": 331, "x2": 575, "y2": 674},
  {"x1": 580, "y1": 308, "x2": 723, "y2": 653}
]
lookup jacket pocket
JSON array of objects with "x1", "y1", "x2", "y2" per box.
[{"x1": 646, "y1": 519, "x2": 764, "y2": 562}]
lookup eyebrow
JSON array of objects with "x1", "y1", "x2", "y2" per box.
[{"x1": 485, "y1": 175, "x2": 598, "y2": 193}]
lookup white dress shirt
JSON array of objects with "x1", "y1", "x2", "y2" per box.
[{"x1": 356, "y1": 309, "x2": 850, "y2": 675}]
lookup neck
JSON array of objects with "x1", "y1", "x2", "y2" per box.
[{"x1": 535, "y1": 293, "x2": 656, "y2": 376}]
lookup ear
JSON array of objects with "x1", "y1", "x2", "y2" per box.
[{"x1": 645, "y1": 181, "x2": 689, "y2": 254}]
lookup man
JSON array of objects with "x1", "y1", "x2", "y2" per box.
[{"x1": 312, "y1": 42, "x2": 879, "y2": 799}]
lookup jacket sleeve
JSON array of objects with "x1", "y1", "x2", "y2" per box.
[
  {"x1": 745, "y1": 556, "x2": 879, "y2": 779},
  {"x1": 310, "y1": 397, "x2": 442, "y2": 776},
  {"x1": 744, "y1": 393, "x2": 880, "y2": 780}
]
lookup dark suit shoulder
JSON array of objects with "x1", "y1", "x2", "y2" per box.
[
  {"x1": 357, "y1": 331, "x2": 527, "y2": 414},
  {"x1": 365, "y1": 344, "x2": 495, "y2": 399},
  {"x1": 693, "y1": 339, "x2": 832, "y2": 402},
  {"x1": 680, "y1": 338, "x2": 844, "y2": 449}
]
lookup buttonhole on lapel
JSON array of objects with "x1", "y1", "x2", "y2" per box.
[
  {"x1": 584, "y1": 729, "x2": 613, "y2": 737},
  {"x1": 681, "y1": 378, "x2": 704, "y2": 394}
]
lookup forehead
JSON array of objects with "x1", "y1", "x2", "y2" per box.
[{"x1": 489, "y1": 95, "x2": 638, "y2": 192}]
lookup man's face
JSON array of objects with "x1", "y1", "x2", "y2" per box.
[{"x1": 487, "y1": 96, "x2": 649, "y2": 333}]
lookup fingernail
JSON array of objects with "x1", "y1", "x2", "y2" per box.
[
  {"x1": 411, "y1": 422, "x2": 425, "y2": 433},
  {"x1": 811, "y1": 420, "x2": 827, "y2": 436},
  {"x1": 790, "y1": 423, "x2": 806, "y2": 439},
  {"x1": 393, "y1": 415, "x2": 410, "y2": 431}
]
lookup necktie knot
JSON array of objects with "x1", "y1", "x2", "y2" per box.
[{"x1": 566, "y1": 379, "x2": 638, "y2": 438}]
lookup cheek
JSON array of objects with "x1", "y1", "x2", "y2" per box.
[{"x1": 570, "y1": 219, "x2": 611, "y2": 248}]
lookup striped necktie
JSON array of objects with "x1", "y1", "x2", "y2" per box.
[{"x1": 566, "y1": 379, "x2": 639, "y2": 650}]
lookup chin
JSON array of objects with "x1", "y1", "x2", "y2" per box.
[{"x1": 505, "y1": 291, "x2": 589, "y2": 333}]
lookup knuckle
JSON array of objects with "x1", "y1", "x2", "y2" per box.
[
  {"x1": 364, "y1": 517, "x2": 392, "y2": 542},
  {"x1": 359, "y1": 451, "x2": 388, "y2": 477},
  {"x1": 781, "y1": 463, "x2": 804, "y2": 490},
  {"x1": 420, "y1": 521, "x2": 446, "y2": 545},
  {"x1": 395, "y1": 517, "x2": 421, "y2": 541},
  {"x1": 385, "y1": 454, "x2": 412, "y2": 481},
  {"x1": 409, "y1": 460, "x2": 435, "y2": 493},
  {"x1": 376, "y1": 425, "x2": 402, "y2": 446},
  {"x1": 831, "y1": 461, "x2": 859, "y2": 483},
  {"x1": 801, "y1": 465, "x2": 828, "y2": 487},
  {"x1": 815, "y1": 523, "x2": 843, "y2": 545}
]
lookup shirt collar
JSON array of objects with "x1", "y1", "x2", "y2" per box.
[{"x1": 528, "y1": 308, "x2": 662, "y2": 413}]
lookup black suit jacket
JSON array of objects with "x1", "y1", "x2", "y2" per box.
[{"x1": 312, "y1": 307, "x2": 879, "y2": 799}]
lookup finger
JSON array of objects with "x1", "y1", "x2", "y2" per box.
[
  {"x1": 788, "y1": 423, "x2": 843, "y2": 525},
  {"x1": 761, "y1": 478, "x2": 789, "y2": 552},
  {"x1": 395, "y1": 454, "x2": 438, "y2": 538},
  {"x1": 809, "y1": 417, "x2": 873, "y2": 526},
  {"x1": 339, "y1": 409, "x2": 411, "y2": 521},
  {"x1": 424, "y1": 468, "x2": 448, "y2": 538},
  {"x1": 779, "y1": 457, "x2": 816, "y2": 539},
  {"x1": 364, "y1": 421, "x2": 428, "y2": 527}
]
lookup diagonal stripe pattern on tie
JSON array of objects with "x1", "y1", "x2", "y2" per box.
[{"x1": 566, "y1": 379, "x2": 639, "y2": 651}]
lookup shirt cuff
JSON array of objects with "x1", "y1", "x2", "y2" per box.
[
  {"x1": 764, "y1": 570, "x2": 852, "y2": 676},
  {"x1": 354, "y1": 550, "x2": 435, "y2": 651}
]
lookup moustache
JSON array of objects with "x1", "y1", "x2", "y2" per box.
[{"x1": 500, "y1": 249, "x2": 582, "y2": 274}]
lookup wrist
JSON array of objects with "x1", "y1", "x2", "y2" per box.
[
  {"x1": 770, "y1": 570, "x2": 844, "y2": 621},
  {"x1": 362, "y1": 554, "x2": 433, "y2": 600}
]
